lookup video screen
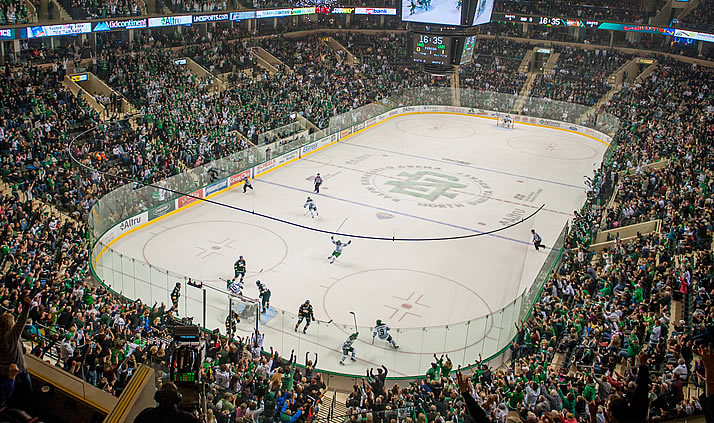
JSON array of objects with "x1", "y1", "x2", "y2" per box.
[
  {"x1": 460, "y1": 35, "x2": 476, "y2": 64},
  {"x1": 471, "y1": 0, "x2": 494, "y2": 25},
  {"x1": 402, "y1": 0, "x2": 462, "y2": 26}
]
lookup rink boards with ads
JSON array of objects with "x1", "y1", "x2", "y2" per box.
[{"x1": 91, "y1": 105, "x2": 611, "y2": 377}]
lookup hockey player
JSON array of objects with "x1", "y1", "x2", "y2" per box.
[
  {"x1": 294, "y1": 300, "x2": 315, "y2": 333},
  {"x1": 234, "y1": 256, "x2": 246, "y2": 281},
  {"x1": 373, "y1": 320, "x2": 399, "y2": 349},
  {"x1": 339, "y1": 332, "x2": 358, "y2": 365},
  {"x1": 242, "y1": 176, "x2": 253, "y2": 193},
  {"x1": 227, "y1": 278, "x2": 243, "y2": 295},
  {"x1": 225, "y1": 310, "x2": 240, "y2": 339},
  {"x1": 328, "y1": 236, "x2": 351, "y2": 264},
  {"x1": 257, "y1": 280, "x2": 271, "y2": 314},
  {"x1": 304, "y1": 197, "x2": 318, "y2": 218},
  {"x1": 313, "y1": 173, "x2": 323, "y2": 193},
  {"x1": 170, "y1": 282, "x2": 181, "y2": 314}
]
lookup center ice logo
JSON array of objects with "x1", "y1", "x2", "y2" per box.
[
  {"x1": 361, "y1": 165, "x2": 492, "y2": 208},
  {"x1": 384, "y1": 170, "x2": 466, "y2": 202}
]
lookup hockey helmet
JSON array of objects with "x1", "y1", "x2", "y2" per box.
[
  {"x1": 305, "y1": 299, "x2": 310, "y2": 304},
  {"x1": 239, "y1": 255, "x2": 243, "y2": 259},
  {"x1": 376, "y1": 319, "x2": 383, "y2": 326},
  {"x1": 176, "y1": 282, "x2": 181, "y2": 286},
  {"x1": 307, "y1": 197, "x2": 311, "y2": 201},
  {"x1": 336, "y1": 240, "x2": 342, "y2": 245},
  {"x1": 256, "y1": 280, "x2": 261, "y2": 286},
  {"x1": 350, "y1": 332, "x2": 358, "y2": 339}
]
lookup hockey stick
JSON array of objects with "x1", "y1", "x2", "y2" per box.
[
  {"x1": 349, "y1": 311, "x2": 358, "y2": 333},
  {"x1": 334, "y1": 218, "x2": 348, "y2": 234},
  {"x1": 315, "y1": 319, "x2": 334, "y2": 325}
]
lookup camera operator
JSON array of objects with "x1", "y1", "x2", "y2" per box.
[{"x1": 134, "y1": 382, "x2": 199, "y2": 423}]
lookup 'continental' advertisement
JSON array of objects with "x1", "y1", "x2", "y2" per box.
[{"x1": 148, "y1": 201, "x2": 176, "y2": 221}]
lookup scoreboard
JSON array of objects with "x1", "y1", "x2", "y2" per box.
[{"x1": 412, "y1": 34, "x2": 452, "y2": 66}]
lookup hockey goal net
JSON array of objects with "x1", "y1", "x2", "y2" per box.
[
  {"x1": 496, "y1": 113, "x2": 515, "y2": 128},
  {"x1": 230, "y1": 294, "x2": 260, "y2": 324}
]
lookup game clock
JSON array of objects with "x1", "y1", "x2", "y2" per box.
[{"x1": 412, "y1": 34, "x2": 452, "y2": 66}]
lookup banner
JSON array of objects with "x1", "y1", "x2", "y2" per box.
[
  {"x1": 205, "y1": 179, "x2": 228, "y2": 196},
  {"x1": 26, "y1": 23, "x2": 91, "y2": 38},
  {"x1": 537, "y1": 118, "x2": 561, "y2": 128},
  {"x1": 355, "y1": 7, "x2": 396, "y2": 15},
  {"x1": 301, "y1": 141, "x2": 320, "y2": 156},
  {"x1": 276, "y1": 149, "x2": 299, "y2": 165},
  {"x1": 93, "y1": 18, "x2": 147, "y2": 31},
  {"x1": 229, "y1": 170, "x2": 251, "y2": 186},
  {"x1": 193, "y1": 13, "x2": 229, "y2": 23},
  {"x1": 118, "y1": 213, "x2": 146, "y2": 233},
  {"x1": 674, "y1": 29, "x2": 714, "y2": 42},
  {"x1": 255, "y1": 158, "x2": 277, "y2": 174},
  {"x1": 291, "y1": 7, "x2": 315, "y2": 15},
  {"x1": 256, "y1": 9, "x2": 291, "y2": 18},
  {"x1": 597, "y1": 23, "x2": 675, "y2": 35},
  {"x1": 70, "y1": 74, "x2": 88, "y2": 82},
  {"x1": 148, "y1": 15, "x2": 192, "y2": 27},
  {"x1": 148, "y1": 201, "x2": 176, "y2": 221},
  {"x1": 178, "y1": 189, "x2": 204, "y2": 208},
  {"x1": 340, "y1": 128, "x2": 352, "y2": 139},
  {"x1": 230, "y1": 11, "x2": 256, "y2": 20},
  {"x1": 0, "y1": 29, "x2": 15, "y2": 40}
]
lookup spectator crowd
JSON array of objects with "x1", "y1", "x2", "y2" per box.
[{"x1": 0, "y1": 21, "x2": 712, "y2": 423}]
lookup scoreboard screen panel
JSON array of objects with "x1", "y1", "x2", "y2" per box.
[
  {"x1": 460, "y1": 35, "x2": 476, "y2": 64},
  {"x1": 412, "y1": 34, "x2": 452, "y2": 65}
]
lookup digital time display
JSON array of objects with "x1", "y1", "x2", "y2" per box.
[
  {"x1": 412, "y1": 34, "x2": 451, "y2": 66},
  {"x1": 497, "y1": 13, "x2": 600, "y2": 28}
]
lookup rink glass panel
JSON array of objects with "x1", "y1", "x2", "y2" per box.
[{"x1": 89, "y1": 89, "x2": 611, "y2": 377}]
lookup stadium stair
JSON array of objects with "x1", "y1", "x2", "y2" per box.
[
  {"x1": 316, "y1": 390, "x2": 349, "y2": 423},
  {"x1": 24, "y1": 0, "x2": 38, "y2": 22},
  {"x1": 634, "y1": 61, "x2": 659, "y2": 84},
  {"x1": 541, "y1": 52, "x2": 560, "y2": 75},
  {"x1": 322, "y1": 37, "x2": 358, "y2": 66},
  {"x1": 518, "y1": 48, "x2": 536, "y2": 73},
  {"x1": 511, "y1": 72, "x2": 537, "y2": 114},
  {"x1": 50, "y1": 0, "x2": 72, "y2": 21},
  {"x1": 650, "y1": 0, "x2": 676, "y2": 27},
  {"x1": 62, "y1": 76, "x2": 110, "y2": 119},
  {"x1": 675, "y1": 0, "x2": 701, "y2": 22},
  {"x1": 252, "y1": 47, "x2": 289, "y2": 75}
]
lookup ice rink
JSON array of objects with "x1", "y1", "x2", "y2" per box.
[{"x1": 106, "y1": 113, "x2": 608, "y2": 375}]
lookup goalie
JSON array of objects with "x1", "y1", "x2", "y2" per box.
[{"x1": 499, "y1": 114, "x2": 514, "y2": 128}]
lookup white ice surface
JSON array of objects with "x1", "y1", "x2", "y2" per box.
[{"x1": 106, "y1": 114, "x2": 607, "y2": 376}]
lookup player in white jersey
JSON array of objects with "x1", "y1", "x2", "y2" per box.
[
  {"x1": 328, "y1": 235, "x2": 351, "y2": 264},
  {"x1": 339, "y1": 332, "x2": 359, "y2": 365},
  {"x1": 303, "y1": 197, "x2": 318, "y2": 218},
  {"x1": 373, "y1": 320, "x2": 399, "y2": 349},
  {"x1": 227, "y1": 278, "x2": 243, "y2": 295}
]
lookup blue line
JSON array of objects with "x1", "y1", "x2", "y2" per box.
[
  {"x1": 258, "y1": 178, "x2": 551, "y2": 250},
  {"x1": 339, "y1": 140, "x2": 584, "y2": 190}
]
